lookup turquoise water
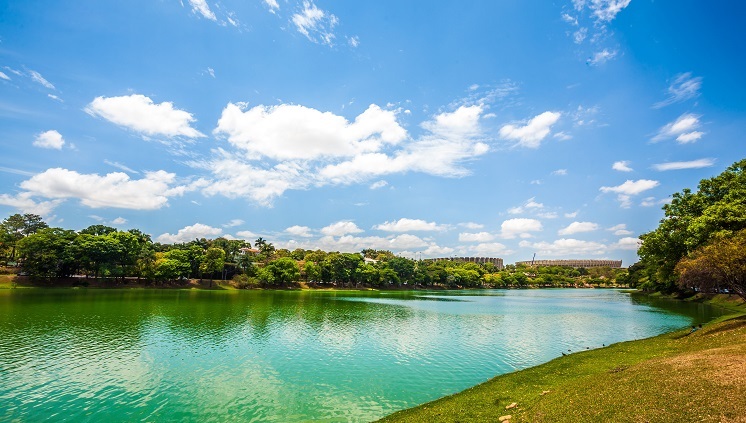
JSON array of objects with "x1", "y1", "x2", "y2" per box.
[{"x1": 0, "y1": 289, "x2": 726, "y2": 422}]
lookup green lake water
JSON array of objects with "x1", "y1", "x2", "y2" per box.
[{"x1": 0, "y1": 289, "x2": 727, "y2": 422}]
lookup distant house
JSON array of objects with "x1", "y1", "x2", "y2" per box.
[
  {"x1": 363, "y1": 257, "x2": 379, "y2": 265},
  {"x1": 239, "y1": 247, "x2": 260, "y2": 256}
]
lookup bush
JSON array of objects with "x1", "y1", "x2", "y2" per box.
[{"x1": 233, "y1": 274, "x2": 261, "y2": 289}]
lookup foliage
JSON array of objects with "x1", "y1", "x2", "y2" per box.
[
  {"x1": 638, "y1": 159, "x2": 746, "y2": 293},
  {"x1": 675, "y1": 229, "x2": 746, "y2": 300}
]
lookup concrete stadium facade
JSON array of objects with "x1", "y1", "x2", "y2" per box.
[{"x1": 514, "y1": 259, "x2": 622, "y2": 268}]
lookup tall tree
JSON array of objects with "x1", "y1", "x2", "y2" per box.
[{"x1": 1, "y1": 213, "x2": 48, "y2": 262}]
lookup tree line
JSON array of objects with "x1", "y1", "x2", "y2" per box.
[
  {"x1": 632, "y1": 158, "x2": 746, "y2": 300},
  {"x1": 1, "y1": 216, "x2": 628, "y2": 289}
]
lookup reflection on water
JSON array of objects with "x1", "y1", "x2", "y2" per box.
[{"x1": 0, "y1": 289, "x2": 727, "y2": 422}]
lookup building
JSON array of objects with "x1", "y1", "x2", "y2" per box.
[{"x1": 514, "y1": 259, "x2": 622, "y2": 268}]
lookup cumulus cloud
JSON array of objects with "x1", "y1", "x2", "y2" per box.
[
  {"x1": 16, "y1": 168, "x2": 190, "y2": 210},
  {"x1": 157, "y1": 223, "x2": 223, "y2": 243},
  {"x1": 652, "y1": 158, "x2": 716, "y2": 171},
  {"x1": 222, "y1": 219, "x2": 244, "y2": 228},
  {"x1": 600, "y1": 179, "x2": 660, "y2": 208},
  {"x1": 460, "y1": 222, "x2": 484, "y2": 230},
  {"x1": 459, "y1": 232, "x2": 496, "y2": 242},
  {"x1": 321, "y1": 221, "x2": 363, "y2": 236},
  {"x1": 33, "y1": 130, "x2": 65, "y2": 150},
  {"x1": 0, "y1": 193, "x2": 62, "y2": 216},
  {"x1": 652, "y1": 113, "x2": 704, "y2": 143},
  {"x1": 369, "y1": 180, "x2": 388, "y2": 190},
  {"x1": 214, "y1": 103, "x2": 406, "y2": 161},
  {"x1": 292, "y1": 1, "x2": 338, "y2": 46},
  {"x1": 286, "y1": 225, "x2": 313, "y2": 238},
  {"x1": 374, "y1": 218, "x2": 447, "y2": 232},
  {"x1": 500, "y1": 218, "x2": 543, "y2": 239},
  {"x1": 468, "y1": 242, "x2": 512, "y2": 256},
  {"x1": 499, "y1": 111, "x2": 561, "y2": 148},
  {"x1": 202, "y1": 102, "x2": 491, "y2": 206},
  {"x1": 608, "y1": 223, "x2": 633, "y2": 236},
  {"x1": 86, "y1": 94, "x2": 205, "y2": 138},
  {"x1": 519, "y1": 238, "x2": 607, "y2": 256},
  {"x1": 612, "y1": 160, "x2": 633, "y2": 172},
  {"x1": 654, "y1": 72, "x2": 702, "y2": 109},
  {"x1": 558, "y1": 221, "x2": 599, "y2": 235},
  {"x1": 508, "y1": 197, "x2": 544, "y2": 214},
  {"x1": 613, "y1": 237, "x2": 640, "y2": 251},
  {"x1": 111, "y1": 217, "x2": 127, "y2": 225}
]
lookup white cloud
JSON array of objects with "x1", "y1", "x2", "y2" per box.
[
  {"x1": 157, "y1": 223, "x2": 223, "y2": 243},
  {"x1": 369, "y1": 180, "x2": 388, "y2": 190},
  {"x1": 562, "y1": 13, "x2": 579, "y2": 25},
  {"x1": 589, "y1": 0, "x2": 632, "y2": 22},
  {"x1": 286, "y1": 225, "x2": 313, "y2": 237},
  {"x1": 0, "y1": 71, "x2": 10, "y2": 80},
  {"x1": 206, "y1": 67, "x2": 215, "y2": 78},
  {"x1": 460, "y1": 222, "x2": 484, "y2": 230},
  {"x1": 553, "y1": 131, "x2": 573, "y2": 141},
  {"x1": 552, "y1": 169, "x2": 568, "y2": 176},
  {"x1": 28, "y1": 70, "x2": 55, "y2": 90},
  {"x1": 508, "y1": 197, "x2": 544, "y2": 214},
  {"x1": 48, "y1": 94, "x2": 63, "y2": 102},
  {"x1": 564, "y1": 211, "x2": 579, "y2": 218},
  {"x1": 16, "y1": 168, "x2": 189, "y2": 210},
  {"x1": 652, "y1": 158, "x2": 716, "y2": 171},
  {"x1": 236, "y1": 230, "x2": 259, "y2": 240},
  {"x1": 613, "y1": 237, "x2": 640, "y2": 251},
  {"x1": 188, "y1": 0, "x2": 217, "y2": 21},
  {"x1": 607, "y1": 224, "x2": 633, "y2": 236},
  {"x1": 653, "y1": 72, "x2": 703, "y2": 109},
  {"x1": 459, "y1": 232, "x2": 495, "y2": 242},
  {"x1": 600, "y1": 179, "x2": 660, "y2": 208},
  {"x1": 499, "y1": 111, "x2": 561, "y2": 148},
  {"x1": 587, "y1": 49, "x2": 616, "y2": 66},
  {"x1": 203, "y1": 100, "x2": 491, "y2": 206},
  {"x1": 264, "y1": 0, "x2": 280, "y2": 13},
  {"x1": 500, "y1": 218, "x2": 543, "y2": 239},
  {"x1": 292, "y1": 1, "x2": 338, "y2": 46},
  {"x1": 537, "y1": 212, "x2": 559, "y2": 219},
  {"x1": 520, "y1": 238, "x2": 607, "y2": 256},
  {"x1": 374, "y1": 218, "x2": 447, "y2": 232},
  {"x1": 111, "y1": 217, "x2": 127, "y2": 225},
  {"x1": 573, "y1": 28, "x2": 588, "y2": 44},
  {"x1": 214, "y1": 103, "x2": 406, "y2": 161},
  {"x1": 104, "y1": 160, "x2": 139, "y2": 174},
  {"x1": 348, "y1": 36, "x2": 360, "y2": 48},
  {"x1": 558, "y1": 221, "x2": 599, "y2": 235},
  {"x1": 612, "y1": 160, "x2": 633, "y2": 172},
  {"x1": 321, "y1": 221, "x2": 363, "y2": 236},
  {"x1": 652, "y1": 113, "x2": 703, "y2": 143},
  {"x1": 33, "y1": 130, "x2": 65, "y2": 150},
  {"x1": 222, "y1": 219, "x2": 244, "y2": 228},
  {"x1": 388, "y1": 234, "x2": 429, "y2": 249},
  {"x1": 86, "y1": 94, "x2": 205, "y2": 138},
  {"x1": 0, "y1": 192, "x2": 62, "y2": 217},
  {"x1": 468, "y1": 242, "x2": 512, "y2": 257}
]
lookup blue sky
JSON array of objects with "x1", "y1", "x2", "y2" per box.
[{"x1": 1, "y1": 0, "x2": 745, "y2": 266}]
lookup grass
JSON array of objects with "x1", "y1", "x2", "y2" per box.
[{"x1": 379, "y1": 297, "x2": 746, "y2": 423}]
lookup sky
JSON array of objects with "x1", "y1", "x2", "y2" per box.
[{"x1": 1, "y1": 0, "x2": 745, "y2": 266}]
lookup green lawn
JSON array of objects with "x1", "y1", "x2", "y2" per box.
[{"x1": 380, "y1": 298, "x2": 746, "y2": 423}]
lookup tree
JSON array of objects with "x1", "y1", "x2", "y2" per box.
[
  {"x1": 1, "y1": 213, "x2": 48, "y2": 263},
  {"x1": 675, "y1": 229, "x2": 746, "y2": 300},
  {"x1": 265, "y1": 257, "x2": 299, "y2": 286},
  {"x1": 639, "y1": 159, "x2": 746, "y2": 293},
  {"x1": 17, "y1": 228, "x2": 77, "y2": 277},
  {"x1": 200, "y1": 247, "x2": 226, "y2": 286},
  {"x1": 79, "y1": 225, "x2": 117, "y2": 236}
]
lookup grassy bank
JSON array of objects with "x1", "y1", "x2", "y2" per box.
[{"x1": 380, "y1": 296, "x2": 746, "y2": 423}]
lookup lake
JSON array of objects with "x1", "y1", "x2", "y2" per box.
[{"x1": 0, "y1": 288, "x2": 726, "y2": 422}]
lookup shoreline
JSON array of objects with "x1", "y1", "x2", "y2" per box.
[{"x1": 378, "y1": 293, "x2": 746, "y2": 422}]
